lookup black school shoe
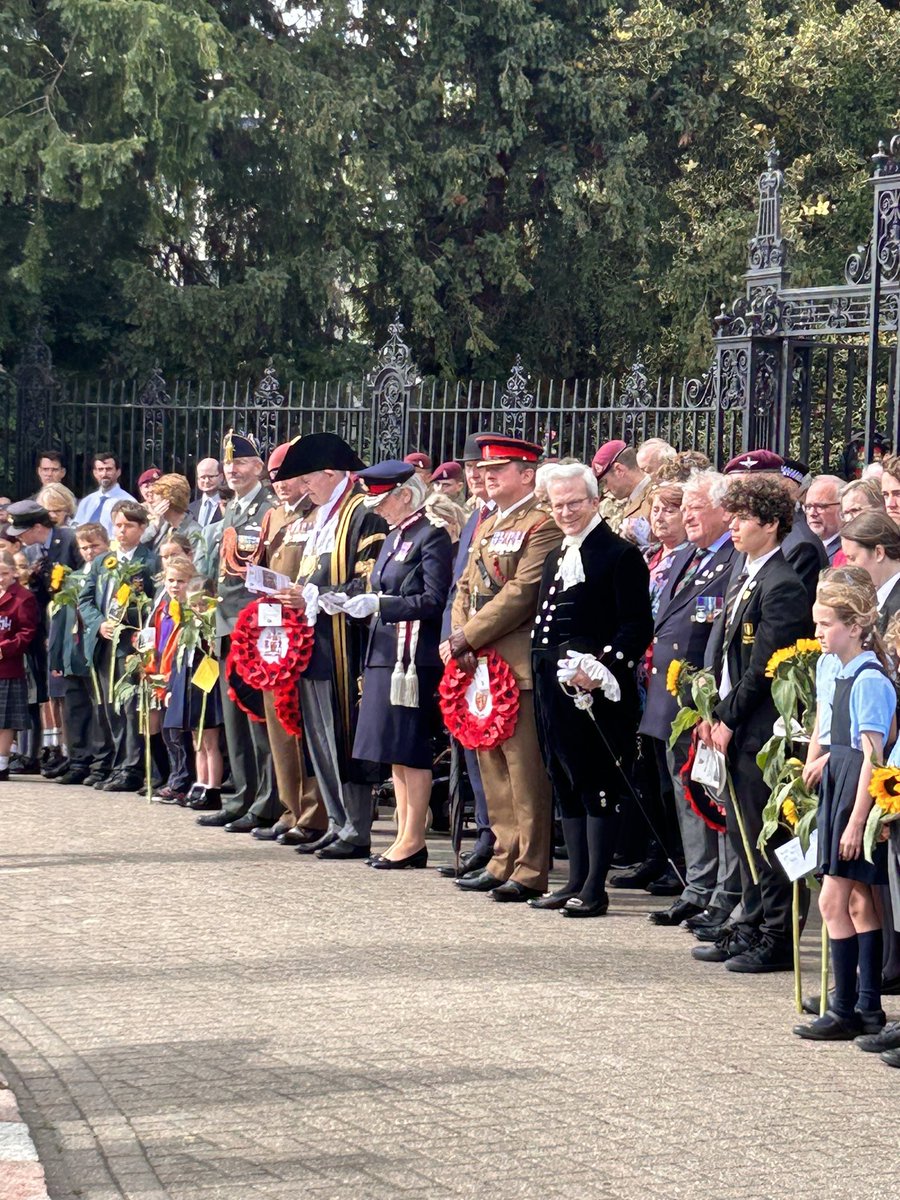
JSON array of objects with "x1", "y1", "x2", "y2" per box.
[
  {"x1": 794, "y1": 1010, "x2": 863, "y2": 1040},
  {"x1": 725, "y1": 938, "x2": 793, "y2": 974}
]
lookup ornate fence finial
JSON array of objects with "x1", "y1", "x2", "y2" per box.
[
  {"x1": 499, "y1": 354, "x2": 535, "y2": 440},
  {"x1": 367, "y1": 314, "x2": 419, "y2": 460},
  {"x1": 14, "y1": 323, "x2": 57, "y2": 469},
  {"x1": 138, "y1": 366, "x2": 170, "y2": 461},
  {"x1": 252, "y1": 360, "x2": 285, "y2": 457},
  {"x1": 747, "y1": 138, "x2": 787, "y2": 281}
]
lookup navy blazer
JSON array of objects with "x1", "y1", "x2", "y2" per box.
[
  {"x1": 77, "y1": 543, "x2": 159, "y2": 663},
  {"x1": 441, "y1": 506, "x2": 483, "y2": 640},
  {"x1": 640, "y1": 537, "x2": 736, "y2": 741},
  {"x1": 189, "y1": 495, "x2": 223, "y2": 526},
  {"x1": 365, "y1": 511, "x2": 453, "y2": 669}
]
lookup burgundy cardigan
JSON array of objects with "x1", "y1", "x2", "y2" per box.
[{"x1": 0, "y1": 582, "x2": 40, "y2": 680}]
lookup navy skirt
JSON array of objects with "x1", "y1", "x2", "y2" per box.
[
  {"x1": 817, "y1": 745, "x2": 888, "y2": 885},
  {"x1": 352, "y1": 665, "x2": 441, "y2": 770}
]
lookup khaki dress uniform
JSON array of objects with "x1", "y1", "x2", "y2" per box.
[
  {"x1": 257, "y1": 503, "x2": 327, "y2": 834},
  {"x1": 451, "y1": 496, "x2": 563, "y2": 890}
]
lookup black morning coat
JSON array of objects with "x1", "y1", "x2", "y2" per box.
[
  {"x1": 531, "y1": 519, "x2": 653, "y2": 787},
  {"x1": 363, "y1": 510, "x2": 453, "y2": 670},
  {"x1": 639, "y1": 538, "x2": 737, "y2": 743},
  {"x1": 707, "y1": 549, "x2": 814, "y2": 754}
]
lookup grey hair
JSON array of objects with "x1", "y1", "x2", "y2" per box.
[
  {"x1": 808, "y1": 473, "x2": 843, "y2": 498},
  {"x1": 682, "y1": 469, "x2": 729, "y2": 508},
  {"x1": 539, "y1": 462, "x2": 599, "y2": 499},
  {"x1": 400, "y1": 473, "x2": 428, "y2": 509}
]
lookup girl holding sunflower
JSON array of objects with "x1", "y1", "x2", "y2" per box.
[{"x1": 795, "y1": 567, "x2": 896, "y2": 1041}]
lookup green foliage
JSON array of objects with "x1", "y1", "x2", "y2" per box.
[{"x1": 2, "y1": 2, "x2": 900, "y2": 379}]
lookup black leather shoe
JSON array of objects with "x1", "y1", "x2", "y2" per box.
[
  {"x1": 794, "y1": 1010, "x2": 862, "y2": 1040},
  {"x1": 225, "y1": 814, "x2": 266, "y2": 833},
  {"x1": 881, "y1": 1048, "x2": 900, "y2": 1067},
  {"x1": 528, "y1": 889, "x2": 577, "y2": 910},
  {"x1": 84, "y1": 773, "x2": 109, "y2": 788},
  {"x1": 492, "y1": 880, "x2": 543, "y2": 903},
  {"x1": 647, "y1": 899, "x2": 703, "y2": 927},
  {"x1": 197, "y1": 811, "x2": 231, "y2": 827},
  {"x1": 881, "y1": 975, "x2": 900, "y2": 995},
  {"x1": 609, "y1": 860, "x2": 666, "y2": 889},
  {"x1": 100, "y1": 774, "x2": 143, "y2": 792},
  {"x1": 371, "y1": 847, "x2": 428, "y2": 870},
  {"x1": 684, "y1": 906, "x2": 732, "y2": 933},
  {"x1": 43, "y1": 756, "x2": 71, "y2": 779},
  {"x1": 438, "y1": 849, "x2": 492, "y2": 878},
  {"x1": 9, "y1": 755, "x2": 39, "y2": 775},
  {"x1": 55, "y1": 768, "x2": 90, "y2": 786},
  {"x1": 726, "y1": 939, "x2": 793, "y2": 973},
  {"x1": 692, "y1": 927, "x2": 754, "y2": 963},
  {"x1": 296, "y1": 831, "x2": 337, "y2": 855},
  {"x1": 856, "y1": 1008, "x2": 887, "y2": 1034},
  {"x1": 190, "y1": 789, "x2": 222, "y2": 811},
  {"x1": 252, "y1": 820, "x2": 292, "y2": 841},
  {"x1": 856, "y1": 1021, "x2": 900, "y2": 1053},
  {"x1": 561, "y1": 894, "x2": 610, "y2": 918},
  {"x1": 316, "y1": 840, "x2": 371, "y2": 860},
  {"x1": 455, "y1": 868, "x2": 503, "y2": 892},
  {"x1": 692, "y1": 919, "x2": 733, "y2": 943},
  {"x1": 645, "y1": 867, "x2": 683, "y2": 896},
  {"x1": 280, "y1": 826, "x2": 327, "y2": 846}
]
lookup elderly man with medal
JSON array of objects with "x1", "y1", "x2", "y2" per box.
[
  {"x1": 444, "y1": 434, "x2": 564, "y2": 902},
  {"x1": 332, "y1": 460, "x2": 454, "y2": 869},
  {"x1": 531, "y1": 462, "x2": 654, "y2": 917},
  {"x1": 268, "y1": 433, "x2": 387, "y2": 860}
]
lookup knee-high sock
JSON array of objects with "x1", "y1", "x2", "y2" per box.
[
  {"x1": 579, "y1": 814, "x2": 619, "y2": 905},
  {"x1": 829, "y1": 934, "x2": 859, "y2": 1019},
  {"x1": 857, "y1": 928, "x2": 883, "y2": 1012},
  {"x1": 560, "y1": 816, "x2": 589, "y2": 896}
]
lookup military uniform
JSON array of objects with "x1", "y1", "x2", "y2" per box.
[
  {"x1": 215, "y1": 476, "x2": 281, "y2": 823},
  {"x1": 257, "y1": 499, "x2": 326, "y2": 834},
  {"x1": 451, "y1": 489, "x2": 563, "y2": 891}
]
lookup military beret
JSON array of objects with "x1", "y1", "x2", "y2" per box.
[
  {"x1": 723, "y1": 449, "x2": 784, "y2": 475},
  {"x1": 431, "y1": 461, "x2": 462, "y2": 483},
  {"x1": 137, "y1": 467, "x2": 162, "y2": 488},
  {"x1": 404, "y1": 451, "x2": 432, "y2": 470},
  {"x1": 591, "y1": 439, "x2": 628, "y2": 478}
]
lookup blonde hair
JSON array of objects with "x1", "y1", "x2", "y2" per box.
[
  {"x1": 816, "y1": 565, "x2": 890, "y2": 668},
  {"x1": 885, "y1": 610, "x2": 900, "y2": 657},
  {"x1": 153, "y1": 473, "x2": 191, "y2": 514},
  {"x1": 162, "y1": 557, "x2": 195, "y2": 582},
  {"x1": 36, "y1": 482, "x2": 77, "y2": 518}
]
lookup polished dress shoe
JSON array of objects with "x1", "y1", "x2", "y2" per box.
[
  {"x1": 692, "y1": 919, "x2": 733, "y2": 943},
  {"x1": 455, "y1": 868, "x2": 503, "y2": 892},
  {"x1": 296, "y1": 831, "x2": 338, "y2": 855},
  {"x1": 225, "y1": 814, "x2": 267, "y2": 833},
  {"x1": 43, "y1": 756, "x2": 71, "y2": 779},
  {"x1": 492, "y1": 880, "x2": 542, "y2": 903},
  {"x1": 9, "y1": 755, "x2": 39, "y2": 775},
  {"x1": 855, "y1": 1021, "x2": 900, "y2": 1053},
  {"x1": 316, "y1": 840, "x2": 371, "y2": 860},
  {"x1": 794, "y1": 1010, "x2": 862, "y2": 1040},
  {"x1": 252, "y1": 820, "x2": 293, "y2": 841},
  {"x1": 371, "y1": 847, "x2": 428, "y2": 870},
  {"x1": 528, "y1": 889, "x2": 577, "y2": 910},
  {"x1": 190, "y1": 788, "x2": 222, "y2": 811},
  {"x1": 280, "y1": 826, "x2": 327, "y2": 846},
  {"x1": 645, "y1": 867, "x2": 683, "y2": 896},
  {"x1": 438, "y1": 849, "x2": 492, "y2": 879},
  {"x1": 726, "y1": 939, "x2": 792, "y2": 973},
  {"x1": 197, "y1": 811, "x2": 231, "y2": 827},
  {"x1": 800, "y1": 1000, "x2": 883, "y2": 1035},
  {"x1": 647, "y1": 899, "x2": 703, "y2": 927},
  {"x1": 561, "y1": 893, "x2": 610, "y2": 918},
  {"x1": 55, "y1": 768, "x2": 90, "y2": 786},
  {"x1": 609, "y1": 860, "x2": 666, "y2": 889},
  {"x1": 684, "y1": 906, "x2": 732, "y2": 933},
  {"x1": 100, "y1": 774, "x2": 143, "y2": 792}
]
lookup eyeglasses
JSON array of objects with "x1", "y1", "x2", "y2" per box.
[
  {"x1": 803, "y1": 501, "x2": 839, "y2": 513},
  {"x1": 550, "y1": 498, "x2": 592, "y2": 513}
]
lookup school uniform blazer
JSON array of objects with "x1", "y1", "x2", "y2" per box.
[
  {"x1": 77, "y1": 544, "x2": 159, "y2": 663},
  {"x1": 877, "y1": 576, "x2": 900, "y2": 635},
  {"x1": 364, "y1": 512, "x2": 453, "y2": 670},
  {"x1": 48, "y1": 568, "x2": 92, "y2": 677},
  {"x1": 709, "y1": 550, "x2": 814, "y2": 752},
  {"x1": 451, "y1": 495, "x2": 564, "y2": 690},
  {"x1": 639, "y1": 537, "x2": 736, "y2": 742}
]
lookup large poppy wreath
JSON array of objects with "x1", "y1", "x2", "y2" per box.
[
  {"x1": 439, "y1": 649, "x2": 520, "y2": 751},
  {"x1": 228, "y1": 599, "x2": 314, "y2": 691}
]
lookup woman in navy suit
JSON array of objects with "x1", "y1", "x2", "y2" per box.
[{"x1": 343, "y1": 462, "x2": 453, "y2": 869}]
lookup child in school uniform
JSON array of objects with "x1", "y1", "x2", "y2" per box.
[
  {"x1": 798, "y1": 566, "x2": 897, "y2": 1040},
  {"x1": 163, "y1": 574, "x2": 223, "y2": 811},
  {"x1": 0, "y1": 549, "x2": 40, "y2": 781},
  {"x1": 149, "y1": 557, "x2": 195, "y2": 803}
]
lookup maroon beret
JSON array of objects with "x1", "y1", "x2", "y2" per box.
[
  {"x1": 723, "y1": 449, "x2": 784, "y2": 475},
  {"x1": 591, "y1": 439, "x2": 627, "y2": 478},
  {"x1": 431, "y1": 461, "x2": 462, "y2": 483},
  {"x1": 137, "y1": 467, "x2": 162, "y2": 487},
  {"x1": 404, "y1": 452, "x2": 432, "y2": 470},
  {"x1": 267, "y1": 442, "x2": 292, "y2": 475}
]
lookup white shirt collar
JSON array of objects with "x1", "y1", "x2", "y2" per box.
[
  {"x1": 496, "y1": 491, "x2": 534, "y2": 521},
  {"x1": 876, "y1": 572, "x2": 900, "y2": 608},
  {"x1": 745, "y1": 546, "x2": 780, "y2": 579},
  {"x1": 118, "y1": 547, "x2": 136, "y2": 562}
]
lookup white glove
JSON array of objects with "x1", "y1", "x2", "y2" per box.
[
  {"x1": 301, "y1": 583, "x2": 320, "y2": 624},
  {"x1": 556, "y1": 650, "x2": 621, "y2": 702},
  {"x1": 317, "y1": 590, "x2": 347, "y2": 616},
  {"x1": 343, "y1": 593, "x2": 380, "y2": 620}
]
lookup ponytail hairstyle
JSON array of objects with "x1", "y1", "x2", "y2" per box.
[{"x1": 816, "y1": 565, "x2": 892, "y2": 672}]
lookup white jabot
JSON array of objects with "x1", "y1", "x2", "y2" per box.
[{"x1": 557, "y1": 513, "x2": 602, "y2": 591}]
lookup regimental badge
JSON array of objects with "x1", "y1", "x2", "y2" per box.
[{"x1": 742, "y1": 621, "x2": 755, "y2": 645}]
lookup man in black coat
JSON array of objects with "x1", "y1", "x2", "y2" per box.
[
  {"x1": 698, "y1": 476, "x2": 814, "y2": 973},
  {"x1": 640, "y1": 471, "x2": 741, "y2": 933},
  {"x1": 530, "y1": 463, "x2": 653, "y2": 916}
]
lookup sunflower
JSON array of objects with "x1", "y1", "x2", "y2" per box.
[
  {"x1": 666, "y1": 659, "x2": 685, "y2": 698},
  {"x1": 104, "y1": 554, "x2": 117, "y2": 570},
  {"x1": 765, "y1": 645, "x2": 796, "y2": 678},
  {"x1": 794, "y1": 638, "x2": 822, "y2": 655},
  {"x1": 869, "y1": 767, "x2": 900, "y2": 815},
  {"x1": 115, "y1": 583, "x2": 131, "y2": 607},
  {"x1": 169, "y1": 599, "x2": 182, "y2": 623},
  {"x1": 50, "y1": 563, "x2": 68, "y2": 592},
  {"x1": 782, "y1": 797, "x2": 798, "y2": 827}
]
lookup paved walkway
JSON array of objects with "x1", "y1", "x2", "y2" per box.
[{"x1": 1, "y1": 777, "x2": 898, "y2": 1200}]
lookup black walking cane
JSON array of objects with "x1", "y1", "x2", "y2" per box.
[{"x1": 558, "y1": 678, "x2": 688, "y2": 890}]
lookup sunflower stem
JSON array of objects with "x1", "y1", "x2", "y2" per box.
[
  {"x1": 726, "y1": 769, "x2": 759, "y2": 886},
  {"x1": 792, "y1": 880, "x2": 802, "y2": 1013}
]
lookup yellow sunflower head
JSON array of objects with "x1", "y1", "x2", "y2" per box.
[
  {"x1": 103, "y1": 554, "x2": 118, "y2": 570},
  {"x1": 765, "y1": 645, "x2": 796, "y2": 678},
  {"x1": 794, "y1": 638, "x2": 822, "y2": 656},
  {"x1": 782, "y1": 797, "x2": 798, "y2": 827},
  {"x1": 168, "y1": 599, "x2": 182, "y2": 623},
  {"x1": 666, "y1": 659, "x2": 684, "y2": 698},
  {"x1": 870, "y1": 766, "x2": 900, "y2": 815},
  {"x1": 50, "y1": 563, "x2": 67, "y2": 592}
]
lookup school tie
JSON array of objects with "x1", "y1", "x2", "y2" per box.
[{"x1": 724, "y1": 567, "x2": 749, "y2": 625}]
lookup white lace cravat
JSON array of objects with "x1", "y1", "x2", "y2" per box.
[{"x1": 558, "y1": 537, "x2": 586, "y2": 591}]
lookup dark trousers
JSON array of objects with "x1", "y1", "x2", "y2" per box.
[
  {"x1": 729, "y1": 747, "x2": 794, "y2": 945},
  {"x1": 463, "y1": 744, "x2": 495, "y2": 856},
  {"x1": 96, "y1": 643, "x2": 143, "y2": 778},
  {"x1": 218, "y1": 643, "x2": 280, "y2": 821},
  {"x1": 63, "y1": 675, "x2": 113, "y2": 772},
  {"x1": 878, "y1": 885, "x2": 900, "y2": 983},
  {"x1": 163, "y1": 727, "x2": 192, "y2": 793},
  {"x1": 638, "y1": 736, "x2": 685, "y2": 865}
]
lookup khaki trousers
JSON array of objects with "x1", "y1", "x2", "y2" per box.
[
  {"x1": 476, "y1": 691, "x2": 552, "y2": 890},
  {"x1": 262, "y1": 690, "x2": 327, "y2": 831}
]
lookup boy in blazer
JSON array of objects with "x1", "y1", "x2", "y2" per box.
[{"x1": 699, "y1": 476, "x2": 813, "y2": 973}]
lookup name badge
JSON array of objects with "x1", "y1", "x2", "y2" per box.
[
  {"x1": 489, "y1": 530, "x2": 525, "y2": 553},
  {"x1": 395, "y1": 539, "x2": 414, "y2": 562}
]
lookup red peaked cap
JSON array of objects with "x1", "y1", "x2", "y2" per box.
[{"x1": 475, "y1": 435, "x2": 542, "y2": 466}]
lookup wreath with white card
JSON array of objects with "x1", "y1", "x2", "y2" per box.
[{"x1": 439, "y1": 649, "x2": 520, "y2": 750}]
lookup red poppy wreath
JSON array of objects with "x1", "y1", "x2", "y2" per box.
[
  {"x1": 274, "y1": 682, "x2": 303, "y2": 737},
  {"x1": 228, "y1": 599, "x2": 314, "y2": 691},
  {"x1": 439, "y1": 649, "x2": 520, "y2": 751}
]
